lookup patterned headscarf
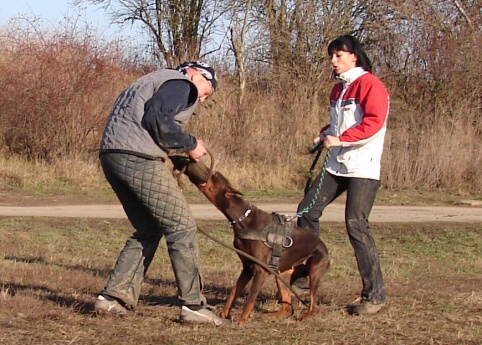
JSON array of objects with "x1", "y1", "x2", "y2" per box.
[{"x1": 176, "y1": 61, "x2": 218, "y2": 91}]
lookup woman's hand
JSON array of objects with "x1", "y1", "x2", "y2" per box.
[{"x1": 324, "y1": 135, "x2": 341, "y2": 148}]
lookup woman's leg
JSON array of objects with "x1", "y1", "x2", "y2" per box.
[
  {"x1": 345, "y1": 178, "x2": 386, "y2": 304},
  {"x1": 297, "y1": 172, "x2": 346, "y2": 235}
]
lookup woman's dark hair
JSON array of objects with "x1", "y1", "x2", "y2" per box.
[{"x1": 328, "y1": 35, "x2": 372, "y2": 72}]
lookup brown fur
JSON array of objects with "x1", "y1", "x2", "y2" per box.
[{"x1": 197, "y1": 171, "x2": 330, "y2": 324}]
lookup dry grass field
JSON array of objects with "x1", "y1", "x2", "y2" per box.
[{"x1": 1, "y1": 216, "x2": 480, "y2": 345}]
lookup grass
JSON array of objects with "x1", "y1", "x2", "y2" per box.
[
  {"x1": 1, "y1": 155, "x2": 481, "y2": 208},
  {"x1": 1, "y1": 217, "x2": 481, "y2": 344}
]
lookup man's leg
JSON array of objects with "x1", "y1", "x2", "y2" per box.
[
  {"x1": 98, "y1": 153, "x2": 163, "y2": 308},
  {"x1": 115, "y1": 154, "x2": 204, "y2": 306},
  {"x1": 132, "y1": 158, "x2": 229, "y2": 324}
]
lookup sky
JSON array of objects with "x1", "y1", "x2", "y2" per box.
[
  {"x1": 0, "y1": 0, "x2": 225, "y2": 62},
  {"x1": 0, "y1": 0, "x2": 139, "y2": 40}
]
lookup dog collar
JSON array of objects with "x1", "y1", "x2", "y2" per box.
[{"x1": 229, "y1": 203, "x2": 253, "y2": 226}]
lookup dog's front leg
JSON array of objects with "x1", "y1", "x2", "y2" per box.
[
  {"x1": 221, "y1": 267, "x2": 252, "y2": 320},
  {"x1": 237, "y1": 265, "x2": 269, "y2": 324}
]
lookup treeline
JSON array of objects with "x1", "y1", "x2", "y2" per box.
[{"x1": 0, "y1": 1, "x2": 480, "y2": 194}]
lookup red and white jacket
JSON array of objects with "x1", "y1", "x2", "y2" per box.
[{"x1": 322, "y1": 67, "x2": 389, "y2": 180}]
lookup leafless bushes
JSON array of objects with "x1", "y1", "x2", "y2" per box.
[
  {"x1": 0, "y1": 2, "x2": 480, "y2": 194},
  {"x1": 362, "y1": 0, "x2": 481, "y2": 193},
  {"x1": 0, "y1": 19, "x2": 138, "y2": 162},
  {"x1": 196, "y1": 0, "x2": 481, "y2": 194}
]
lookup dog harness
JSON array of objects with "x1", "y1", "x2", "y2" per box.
[{"x1": 234, "y1": 213, "x2": 294, "y2": 270}]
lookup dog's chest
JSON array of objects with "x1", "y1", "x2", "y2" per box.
[{"x1": 234, "y1": 214, "x2": 294, "y2": 269}]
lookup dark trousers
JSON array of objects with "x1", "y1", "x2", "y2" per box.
[
  {"x1": 100, "y1": 152, "x2": 203, "y2": 308},
  {"x1": 297, "y1": 172, "x2": 386, "y2": 303}
]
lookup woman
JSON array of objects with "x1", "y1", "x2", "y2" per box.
[{"x1": 297, "y1": 35, "x2": 389, "y2": 315}]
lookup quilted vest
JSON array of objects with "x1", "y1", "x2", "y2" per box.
[{"x1": 99, "y1": 69, "x2": 199, "y2": 160}]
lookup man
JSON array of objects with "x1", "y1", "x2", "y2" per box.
[{"x1": 95, "y1": 61, "x2": 228, "y2": 326}]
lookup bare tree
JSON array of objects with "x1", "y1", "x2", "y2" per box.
[
  {"x1": 229, "y1": 0, "x2": 252, "y2": 106},
  {"x1": 251, "y1": 0, "x2": 364, "y2": 69},
  {"x1": 241, "y1": 0, "x2": 366, "y2": 117},
  {"x1": 360, "y1": 0, "x2": 481, "y2": 113},
  {"x1": 76, "y1": 0, "x2": 226, "y2": 67}
]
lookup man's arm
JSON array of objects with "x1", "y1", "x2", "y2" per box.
[{"x1": 141, "y1": 80, "x2": 197, "y2": 152}]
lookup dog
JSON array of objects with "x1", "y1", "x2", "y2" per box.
[{"x1": 197, "y1": 171, "x2": 330, "y2": 324}]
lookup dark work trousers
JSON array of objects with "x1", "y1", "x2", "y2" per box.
[
  {"x1": 297, "y1": 171, "x2": 386, "y2": 303},
  {"x1": 100, "y1": 152, "x2": 204, "y2": 308}
]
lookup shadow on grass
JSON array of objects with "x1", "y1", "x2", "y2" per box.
[
  {"x1": 3, "y1": 256, "x2": 300, "y2": 317},
  {"x1": 0, "y1": 281, "x2": 96, "y2": 315},
  {"x1": 4, "y1": 255, "x2": 111, "y2": 278}
]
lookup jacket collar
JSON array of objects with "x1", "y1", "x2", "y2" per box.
[{"x1": 337, "y1": 67, "x2": 367, "y2": 85}]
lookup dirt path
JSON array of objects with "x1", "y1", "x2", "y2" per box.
[{"x1": 0, "y1": 203, "x2": 480, "y2": 223}]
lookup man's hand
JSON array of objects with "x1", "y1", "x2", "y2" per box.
[{"x1": 188, "y1": 139, "x2": 207, "y2": 161}]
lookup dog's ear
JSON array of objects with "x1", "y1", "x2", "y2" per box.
[{"x1": 225, "y1": 186, "x2": 243, "y2": 198}]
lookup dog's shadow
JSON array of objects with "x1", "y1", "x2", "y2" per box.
[{"x1": 143, "y1": 277, "x2": 281, "y2": 312}]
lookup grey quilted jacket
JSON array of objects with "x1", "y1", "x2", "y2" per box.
[{"x1": 99, "y1": 69, "x2": 198, "y2": 160}]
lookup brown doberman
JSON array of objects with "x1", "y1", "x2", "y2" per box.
[{"x1": 197, "y1": 171, "x2": 330, "y2": 324}]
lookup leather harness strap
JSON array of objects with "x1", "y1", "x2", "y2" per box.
[{"x1": 234, "y1": 213, "x2": 294, "y2": 270}]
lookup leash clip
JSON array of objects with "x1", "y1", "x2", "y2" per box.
[{"x1": 283, "y1": 214, "x2": 294, "y2": 222}]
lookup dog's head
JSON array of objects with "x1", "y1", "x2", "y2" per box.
[{"x1": 197, "y1": 171, "x2": 243, "y2": 207}]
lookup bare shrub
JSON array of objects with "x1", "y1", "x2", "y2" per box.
[
  {"x1": 366, "y1": 0, "x2": 482, "y2": 194},
  {"x1": 0, "y1": 18, "x2": 139, "y2": 162},
  {"x1": 0, "y1": 3, "x2": 481, "y2": 194},
  {"x1": 190, "y1": 65, "x2": 335, "y2": 190},
  {"x1": 0, "y1": 155, "x2": 107, "y2": 190}
]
